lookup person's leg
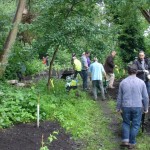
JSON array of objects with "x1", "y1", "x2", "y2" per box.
[
  {"x1": 74, "y1": 70, "x2": 78, "y2": 79},
  {"x1": 92, "y1": 80, "x2": 97, "y2": 100},
  {"x1": 121, "y1": 107, "x2": 131, "y2": 144},
  {"x1": 109, "y1": 73, "x2": 115, "y2": 88},
  {"x1": 82, "y1": 70, "x2": 88, "y2": 90},
  {"x1": 78, "y1": 71, "x2": 83, "y2": 79},
  {"x1": 129, "y1": 107, "x2": 142, "y2": 145},
  {"x1": 97, "y1": 80, "x2": 106, "y2": 100}
]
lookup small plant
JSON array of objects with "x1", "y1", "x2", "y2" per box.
[{"x1": 40, "y1": 131, "x2": 59, "y2": 150}]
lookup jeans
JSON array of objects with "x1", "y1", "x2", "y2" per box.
[
  {"x1": 92, "y1": 80, "x2": 105, "y2": 100},
  {"x1": 121, "y1": 107, "x2": 142, "y2": 144},
  {"x1": 82, "y1": 70, "x2": 88, "y2": 89}
]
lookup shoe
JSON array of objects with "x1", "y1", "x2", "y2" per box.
[
  {"x1": 120, "y1": 142, "x2": 129, "y2": 147},
  {"x1": 93, "y1": 96, "x2": 97, "y2": 101},
  {"x1": 102, "y1": 98, "x2": 106, "y2": 101},
  {"x1": 128, "y1": 144, "x2": 136, "y2": 149}
]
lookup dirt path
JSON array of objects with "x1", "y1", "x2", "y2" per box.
[{"x1": 99, "y1": 99, "x2": 122, "y2": 150}]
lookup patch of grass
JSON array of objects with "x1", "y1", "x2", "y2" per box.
[{"x1": 36, "y1": 79, "x2": 118, "y2": 149}]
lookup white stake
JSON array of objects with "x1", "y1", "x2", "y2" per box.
[{"x1": 37, "y1": 96, "x2": 40, "y2": 128}]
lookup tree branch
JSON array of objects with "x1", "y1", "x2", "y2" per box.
[{"x1": 139, "y1": 7, "x2": 150, "y2": 24}]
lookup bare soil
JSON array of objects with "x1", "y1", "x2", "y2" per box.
[{"x1": 0, "y1": 121, "x2": 78, "y2": 150}]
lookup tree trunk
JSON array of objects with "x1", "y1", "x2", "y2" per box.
[
  {"x1": 46, "y1": 1, "x2": 80, "y2": 89},
  {"x1": 47, "y1": 45, "x2": 59, "y2": 89},
  {"x1": 0, "y1": 0, "x2": 26, "y2": 78},
  {"x1": 140, "y1": 8, "x2": 150, "y2": 24}
]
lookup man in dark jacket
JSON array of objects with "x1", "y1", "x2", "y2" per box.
[
  {"x1": 133, "y1": 51, "x2": 150, "y2": 96},
  {"x1": 104, "y1": 51, "x2": 116, "y2": 88}
]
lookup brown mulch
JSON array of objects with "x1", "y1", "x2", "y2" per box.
[{"x1": 0, "y1": 121, "x2": 79, "y2": 150}]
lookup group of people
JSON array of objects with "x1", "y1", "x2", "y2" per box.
[
  {"x1": 72, "y1": 50, "x2": 117, "y2": 101},
  {"x1": 72, "y1": 50, "x2": 150, "y2": 149},
  {"x1": 117, "y1": 51, "x2": 149, "y2": 149}
]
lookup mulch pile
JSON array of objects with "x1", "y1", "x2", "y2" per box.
[{"x1": 0, "y1": 121, "x2": 78, "y2": 150}]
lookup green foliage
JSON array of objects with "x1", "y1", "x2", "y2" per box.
[
  {"x1": 105, "y1": 0, "x2": 146, "y2": 63},
  {"x1": 0, "y1": 82, "x2": 46, "y2": 128},
  {"x1": 0, "y1": 0, "x2": 16, "y2": 53},
  {"x1": 31, "y1": 0, "x2": 111, "y2": 66},
  {"x1": 25, "y1": 59, "x2": 46, "y2": 76},
  {"x1": 4, "y1": 42, "x2": 46, "y2": 79}
]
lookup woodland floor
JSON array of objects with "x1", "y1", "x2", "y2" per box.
[{"x1": 1, "y1": 73, "x2": 150, "y2": 150}]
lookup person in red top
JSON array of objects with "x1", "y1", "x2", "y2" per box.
[{"x1": 42, "y1": 57, "x2": 46, "y2": 65}]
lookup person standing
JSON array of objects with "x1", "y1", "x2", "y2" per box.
[
  {"x1": 46, "y1": 56, "x2": 49, "y2": 66},
  {"x1": 133, "y1": 51, "x2": 150, "y2": 96},
  {"x1": 81, "y1": 52, "x2": 88, "y2": 90},
  {"x1": 117, "y1": 64, "x2": 149, "y2": 149},
  {"x1": 89, "y1": 57, "x2": 106, "y2": 100},
  {"x1": 72, "y1": 56, "x2": 82, "y2": 79},
  {"x1": 85, "y1": 52, "x2": 91, "y2": 67},
  {"x1": 104, "y1": 51, "x2": 116, "y2": 88}
]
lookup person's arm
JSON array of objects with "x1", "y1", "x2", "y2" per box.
[
  {"x1": 116, "y1": 83, "x2": 123, "y2": 112},
  {"x1": 83, "y1": 57, "x2": 88, "y2": 69},
  {"x1": 133, "y1": 60, "x2": 146, "y2": 73},
  {"x1": 142, "y1": 83, "x2": 149, "y2": 113}
]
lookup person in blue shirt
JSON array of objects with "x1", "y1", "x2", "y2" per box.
[{"x1": 89, "y1": 57, "x2": 106, "y2": 100}]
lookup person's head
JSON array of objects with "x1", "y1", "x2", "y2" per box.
[
  {"x1": 85, "y1": 52, "x2": 90, "y2": 57},
  {"x1": 72, "y1": 53, "x2": 76, "y2": 57},
  {"x1": 138, "y1": 51, "x2": 145, "y2": 60},
  {"x1": 93, "y1": 57, "x2": 98, "y2": 62},
  {"x1": 72, "y1": 56, "x2": 76, "y2": 60},
  {"x1": 82, "y1": 52, "x2": 85, "y2": 56},
  {"x1": 127, "y1": 64, "x2": 137, "y2": 75},
  {"x1": 111, "y1": 51, "x2": 116, "y2": 57}
]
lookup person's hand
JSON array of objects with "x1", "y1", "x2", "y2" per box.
[
  {"x1": 144, "y1": 110, "x2": 148, "y2": 113},
  {"x1": 143, "y1": 70, "x2": 149, "y2": 74},
  {"x1": 116, "y1": 109, "x2": 122, "y2": 113}
]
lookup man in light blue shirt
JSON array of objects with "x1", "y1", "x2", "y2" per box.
[{"x1": 89, "y1": 57, "x2": 106, "y2": 100}]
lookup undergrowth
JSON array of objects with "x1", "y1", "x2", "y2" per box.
[{"x1": 0, "y1": 79, "x2": 118, "y2": 149}]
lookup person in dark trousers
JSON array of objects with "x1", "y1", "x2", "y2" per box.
[
  {"x1": 117, "y1": 64, "x2": 149, "y2": 149},
  {"x1": 46, "y1": 56, "x2": 49, "y2": 66},
  {"x1": 133, "y1": 51, "x2": 150, "y2": 96},
  {"x1": 104, "y1": 51, "x2": 116, "y2": 88},
  {"x1": 81, "y1": 52, "x2": 88, "y2": 90},
  {"x1": 89, "y1": 57, "x2": 106, "y2": 100}
]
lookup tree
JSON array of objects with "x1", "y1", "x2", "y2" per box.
[
  {"x1": 105, "y1": 0, "x2": 146, "y2": 63},
  {"x1": 32, "y1": 0, "x2": 105, "y2": 88},
  {"x1": 0, "y1": 0, "x2": 26, "y2": 78}
]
